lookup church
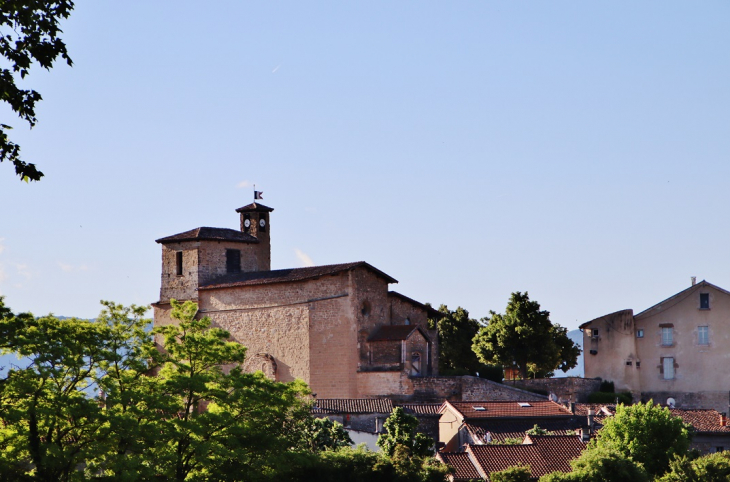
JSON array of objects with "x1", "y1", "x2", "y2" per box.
[{"x1": 152, "y1": 201, "x2": 441, "y2": 399}]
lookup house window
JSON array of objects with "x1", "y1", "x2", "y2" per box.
[
  {"x1": 592, "y1": 329, "x2": 599, "y2": 337},
  {"x1": 226, "y1": 249, "x2": 241, "y2": 273},
  {"x1": 175, "y1": 251, "x2": 183, "y2": 276},
  {"x1": 636, "y1": 361, "x2": 641, "y2": 368},
  {"x1": 663, "y1": 357, "x2": 675, "y2": 379},
  {"x1": 626, "y1": 360, "x2": 633, "y2": 366},
  {"x1": 716, "y1": 446, "x2": 725, "y2": 453},
  {"x1": 700, "y1": 293, "x2": 710, "y2": 310},
  {"x1": 698, "y1": 326, "x2": 709, "y2": 345},
  {"x1": 662, "y1": 327, "x2": 673, "y2": 346},
  {"x1": 636, "y1": 329, "x2": 644, "y2": 338}
]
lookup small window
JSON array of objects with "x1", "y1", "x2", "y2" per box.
[
  {"x1": 636, "y1": 361, "x2": 641, "y2": 368},
  {"x1": 663, "y1": 357, "x2": 675, "y2": 380},
  {"x1": 518, "y1": 402, "x2": 531, "y2": 408},
  {"x1": 636, "y1": 329, "x2": 644, "y2": 338},
  {"x1": 700, "y1": 293, "x2": 710, "y2": 310},
  {"x1": 626, "y1": 360, "x2": 633, "y2": 366},
  {"x1": 698, "y1": 326, "x2": 709, "y2": 345},
  {"x1": 361, "y1": 301, "x2": 371, "y2": 316},
  {"x1": 226, "y1": 249, "x2": 241, "y2": 273},
  {"x1": 592, "y1": 329, "x2": 599, "y2": 337},
  {"x1": 716, "y1": 446, "x2": 725, "y2": 453},
  {"x1": 404, "y1": 317, "x2": 411, "y2": 326},
  {"x1": 662, "y1": 327, "x2": 673, "y2": 346},
  {"x1": 175, "y1": 251, "x2": 183, "y2": 276},
  {"x1": 473, "y1": 406, "x2": 486, "y2": 411}
]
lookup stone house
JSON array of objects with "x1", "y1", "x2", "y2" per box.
[
  {"x1": 581, "y1": 279, "x2": 730, "y2": 413},
  {"x1": 152, "y1": 202, "x2": 442, "y2": 400}
]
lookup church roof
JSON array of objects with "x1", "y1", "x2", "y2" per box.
[
  {"x1": 155, "y1": 227, "x2": 259, "y2": 244},
  {"x1": 199, "y1": 261, "x2": 397, "y2": 290},
  {"x1": 367, "y1": 324, "x2": 429, "y2": 342},
  {"x1": 388, "y1": 291, "x2": 445, "y2": 319},
  {"x1": 235, "y1": 202, "x2": 274, "y2": 213}
]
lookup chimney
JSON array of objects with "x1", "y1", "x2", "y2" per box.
[
  {"x1": 587, "y1": 409, "x2": 595, "y2": 430},
  {"x1": 721, "y1": 413, "x2": 727, "y2": 427},
  {"x1": 691, "y1": 276, "x2": 697, "y2": 286},
  {"x1": 569, "y1": 402, "x2": 575, "y2": 414}
]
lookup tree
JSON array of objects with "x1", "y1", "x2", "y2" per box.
[
  {"x1": 1, "y1": 1, "x2": 74, "y2": 182},
  {"x1": 377, "y1": 407, "x2": 433, "y2": 458},
  {"x1": 298, "y1": 417, "x2": 354, "y2": 453},
  {"x1": 491, "y1": 464, "x2": 532, "y2": 482},
  {"x1": 428, "y1": 305, "x2": 483, "y2": 375},
  {"x1": 659, "y1": 452, "x2": 730, "y2": 482},
  {"x1": 471, "y1": 292, "x2": 579, "y2": 379},
  {"x1": 589, "y1": 401, "x2": 691, "y2": 478},
  {"x1": 539, "y1": 447, "x2": 648, "y2": 482}
]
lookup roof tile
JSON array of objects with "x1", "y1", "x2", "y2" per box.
[
  {"x1": 312, "y1": 398, "x2": 394, "y2": 414},
  {"x1": 156, "y1": 227, "x2": 259, "y2": 244},
  {"x1": 445, "y1": 401, "x2": 573, "y2": 420}
]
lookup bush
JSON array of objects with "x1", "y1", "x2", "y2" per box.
[
  {"x1": 491, "y1": 464, "x2": 531, "y2": 482},
  {"x1": 599, "y1": 380, "x2": 615, "y2": 393},
  {"x1": 587, "y1": 391, "x2": 632, "y2": 405}
]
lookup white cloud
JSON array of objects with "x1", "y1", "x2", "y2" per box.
[
  {"x1": 58, "y1": 262, "x2": 90, "y2": 273},
  {"x1": 294, "y1": 248, "x2": 315, "y2": 267},
  {"x1": 236, "y1": 180, "x2": 252, "y2": 189},
  {"x1": 15, "y1": 263, "x2": 31, "y2": 280}
]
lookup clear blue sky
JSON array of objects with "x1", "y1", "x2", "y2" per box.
[{"x1": 1, "y1": 1, "x2": 729, "y2": 330}]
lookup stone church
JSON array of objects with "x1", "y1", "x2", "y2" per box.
[{"x1": 152, "y1": 202, "x2": 442, "y2": 399}]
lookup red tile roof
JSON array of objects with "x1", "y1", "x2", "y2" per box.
[
  {"x1": 670, "y1": 409, "x2": 730, "y2": 433},
  {"x1": 199, "y1": 261, "x2": 397, "y2": 289},
  {"x1": 437, "y1": 452, "x2": 481, "y2": 481},
  {"x1": 467, "y1": 435, "x2": 585, "y2": 480},
  {"x1": 156, "y1": 227, "x2": 260, "y2": 244},
  {"x1": 312, "y1": 398, "x2": 393, "y2": 414},
  {"x1": 398, "y1": 403, "x2": 443, "y2": 416},
  {"x1": 368, "y1": 325, "x2": 429, "y2": 342},
  {"x1": 444, "y1": 401, "x2": 573, "y2": 420}
]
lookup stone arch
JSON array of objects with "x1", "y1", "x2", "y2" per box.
[{"x1": 244, "y1": 353, "x2": 278, "y2": 381}]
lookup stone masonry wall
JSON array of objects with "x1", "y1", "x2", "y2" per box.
[
  {"x1": 641, "y1": 390, "x2": 730, "y2": 415},
  {"x1": 513, "y1": 378, "x2": 602, "y2": 403}
]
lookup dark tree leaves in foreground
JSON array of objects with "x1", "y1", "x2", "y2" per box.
[
  {"x1": 0, "y1": 0, "x2": 74, "y2": 182},
  {"x1": 472, "y1": 291, "x2": 580, "y2": 379},
  {"x1": 377, "y1": 407, "x2": 434, "y2": 458}
]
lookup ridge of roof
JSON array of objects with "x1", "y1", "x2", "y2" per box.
[
  {"x1": 155, "y1": 227, "x2": 260, "y2": 244},
  {"x1": 235, "y1": 202, "x2": 274, "y2": 213},
  {"x1": 635, "y1": 280, "x2": 730, "y2": 318},
  {"x1": 388, "y1": 291, "x2": 445, "y2": 319},
  {"x1": 199, "y1": 261, "x2": 397, "y2": 290}
]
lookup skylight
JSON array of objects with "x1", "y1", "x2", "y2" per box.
[
  {"x1": 473, "y1": 406, "x2": 486, "y2": 411},
  {"x1": 518, "y1": 402, "x2": 531, "y2": 407}
]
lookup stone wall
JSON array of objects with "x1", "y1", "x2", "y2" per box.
[
  {"x1": 513, "y1": 377, "x2": 602, "y2": 403},
  {"x1": 641, "y1": 390, "x2": 730, "y2": 414}
]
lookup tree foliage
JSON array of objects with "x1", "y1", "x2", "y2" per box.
[
  {"x1": 0, "y1": 0, "x2": 74, "y2": 182},
  {"x1": 471, "y1": 292, "x2": 579, "y2": 379},
  {"x1": 588, "y1": 401, "x2": 691, "y2": 478},
  {"x1": 377, "y1": 407, "x2": 433, "y2": 458},
  {"x1": 0, "y1": 297, "x2": 449, "y2": 481},
  {"x1": 428, "y1": 305, "x2": 482, "y2": 374},
  {"x1": 659, "y1": 451, "x2": 730, "y2": 482},
  {"x1": 490, "y1": 464, "x2": 532, "y2": 482},
  {"x1": 539, "y1": 447, "x2": 648, "y2": 482}
]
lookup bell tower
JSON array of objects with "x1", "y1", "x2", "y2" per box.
[{"x1": 235, "y1": 202, "x2": 274, "y2": 271}]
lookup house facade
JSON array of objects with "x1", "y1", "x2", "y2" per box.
[{"x1": 581, "y1": 280, "x2": 730, "y2": 413}]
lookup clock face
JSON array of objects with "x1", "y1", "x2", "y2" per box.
[
  {"x1": 259, "y1": 218, "x2": 266, "y2": 228},
  {"x1": 244, "y1": 219, "x2": 251, "y2": 228}
]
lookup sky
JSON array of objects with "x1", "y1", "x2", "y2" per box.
[{"x1": 1, "y1": 2, "x2": 729, "y2": 332}]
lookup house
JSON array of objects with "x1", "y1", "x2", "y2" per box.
[
  {"x1": 438, "y1": 401, "x2": 581, "y2": 452},
  {"x1": 437, "y1": 435, "x2": 586, "y2": 481},
  {"x1": 152, "y1": 202, "x2": 442, "y2": 399},
  {"x1": 581, "y1": 279, "x2": 730, "y2": 413}
]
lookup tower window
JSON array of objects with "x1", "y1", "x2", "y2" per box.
[
  {"x1": 175, "y1": 251, "x2": 183, "y2": 276},
  {"x1": 700, "y1": 293, "x2": 710, "y2": 310},
  {"x1": 226, "y1": 249, "x2": 241, "y2": 273},
  {"x1": 636, "y1": 329, "x2": 644, "y2": 338}
]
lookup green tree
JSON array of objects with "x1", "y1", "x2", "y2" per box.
[
  {"x1": 377, "y1": 407, "x2": 433, "y2": 458},
  {"x1": 659, "y1": 451, "x2": 730, "y2": 482},
  {"x1": 428, "y1": 305, "x2": 482, "y2": 374},
  {"x1": 472, "y1": 292, "x2": 579, "y2": 379},
  {"x1": 589, "y1": 401, "x2": 691, "y2": 478},
  {"x1": 298, "y1": 417, "x2": 354, "y2": 453},
  {"x1": 491, "y1": 464, "x2": 531, "y2": 482},
  {"x1": 1, "y1": 1, "x2": 75, "y2": 182},
  {"x1": 0, "y1": 299, "x2": 108, "y2": 481},
  {"x1": 539, "y1": 447, "x2": 648, "y2": 482}
]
